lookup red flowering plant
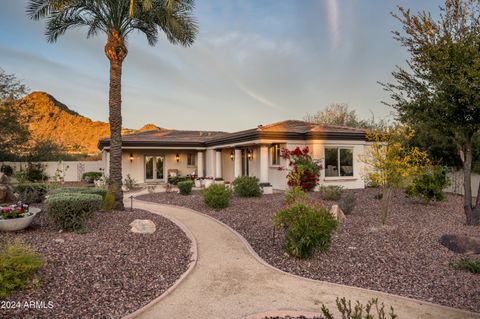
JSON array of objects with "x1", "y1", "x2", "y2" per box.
[
  {"x1": 0, "y1": 204, "x2": 30, "y2": 220},
  {"x1": 280, "y1": 146, "x2": 322, "y2": 191}
]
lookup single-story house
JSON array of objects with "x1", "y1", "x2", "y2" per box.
[{"x1": 98, "y1": 120, "x2": 368, "y2": 190}]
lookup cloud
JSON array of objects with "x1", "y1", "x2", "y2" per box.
[{"x1": 326, "y1": 0, "x2": 339, "y2": 51}]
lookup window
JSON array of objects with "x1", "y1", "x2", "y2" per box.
[
  {"x1": 324, "y1": 148, "x2": 354, "y2": 177},
  {"x1": 270, "y1": 144, "x2": 281, "y2": 166},
  {"x1": 187, "y1": 153, "x2": 196, "y2": 166}
]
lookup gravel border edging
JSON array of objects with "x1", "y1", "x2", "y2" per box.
[
  {"x1": 133, "y1": 197, "x2": 479, "y2": 318},
  {"x1": 122, "y1": 203, "x2": 198, "y2": 319}
]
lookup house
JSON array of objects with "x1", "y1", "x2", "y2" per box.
[{"x1": 98, "y1": 120, "x2": 368, "y2": 191}]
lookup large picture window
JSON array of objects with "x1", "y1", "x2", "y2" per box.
[
  {"x1": 270, "y1": 144, "x2": 281, "y2": 166},
  {"x1": 324, "y1": 148, "x2": 354, "y2": 177}
]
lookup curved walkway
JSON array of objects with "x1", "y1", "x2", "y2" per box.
[{"x1": 127, "y1": 195, "x2": 480, "y2": 319}]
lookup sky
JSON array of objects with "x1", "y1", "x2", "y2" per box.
[{"x1": 0, "y1": 0, "x2": 442, "y2": 132}]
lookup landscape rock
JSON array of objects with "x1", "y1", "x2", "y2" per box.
[
  {"x1": 330, "y1": 205, "x2": 346, "y2": 222},
  {"x1": 130, "y1": 219, "x2": 156, "y2": 234},
  {"x1": 440, "y1": 234, "x2": 480, "y2": 254}
]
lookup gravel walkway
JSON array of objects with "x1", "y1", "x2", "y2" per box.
[
  {"x1": 0, "y1": 209, "x2": 193, "y2": 319},
  {"x1": 137, "y1": 188, "x2": 480, "y2": 313}
]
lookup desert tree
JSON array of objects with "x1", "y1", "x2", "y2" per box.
[{"x1": 27, "y1": 0, "x2": 197, "y2": 209}]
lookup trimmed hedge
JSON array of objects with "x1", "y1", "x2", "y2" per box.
[
  {"x1": 0, "y1": 240, "x2": 44, "y2": 297},
  {"x1": 178, "y1": 180, "x2": 194, "y2": 195},
  {"x1": 15, "y1": 183, "x2": 49, "y2": 204},
  {"x1": 82, "y1": 171, "x2": 102, "y2": 183},
  {"x1": 202, "y1": 184, "x2": 231, "y2": 210},
  {"x1": 49, "y1": 187, "x2": 107, "y2": 200},
  {"x1": 232, "y1": 176, "x2": 263, "y2": 197},
  {"x1": 45, "y1": 193, "x2": 102, "y2": 231}
]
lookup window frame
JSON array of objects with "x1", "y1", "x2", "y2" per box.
[
  {"x1": 187, "y1": 153, "x2": 196, "y2": 167},
  {"x1": 324, "y1": 147, "x2": 354, "y2": 178},
  {"x1": 270, "y1": 143, "x2": 281, "y2": 166}
]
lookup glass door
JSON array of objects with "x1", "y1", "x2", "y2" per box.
[{"x1": 145, "y1": 156, "x2": 164, "y2": 182}]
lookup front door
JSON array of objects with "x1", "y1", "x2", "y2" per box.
[
  {"x1": 241, "y1": 149, "x2": 249, "y2": 176},
  {"x1": 145, "y1": 156, "x2": 164, "y2": 182}
]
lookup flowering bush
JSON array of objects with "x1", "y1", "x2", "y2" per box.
[
  {"x1": 0, "y1": 204, "x2": 30, "y2": 220},
  {"x1": 280, "y1": 146, "x2": 322, "y2": 191}
]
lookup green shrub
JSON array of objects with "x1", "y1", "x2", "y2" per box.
[
  {"x1": 15, "y1": 163, "x2": 48, "y2": 183},
  {"x1": 45, "y1": 193, "x2": 102, "y2": 231},
  {"x1": 0, "y1": 240, "x2": 44, "y2": 298},
  {"x1": 319, "y1": 185, "x2": 344, "y2": 201},
  {"x1": 321, "y1": 297, "x2": 397, "y2": 319},
  {"x1": 202, "y1": 184, "x2": 232, "y2": 210},
  {"x1": 273, "y1": 203, "x2": 337, "y2": 259},
  {"x1": 167, "y1": 176, "x2": 190, "y2": 185},
  {"x1": 284, "y1": 186, "x2": 307, "y2": 205},
  {"x1": 405, "y1": 166, "x2": 449, "y2": 203},
  {"x1": 232, "y1": 176, "x2": 263, "y2": 197},
  {"x1": 374, "y1": 193, "x2": 383, "y2": 200},
  {"x1": 338, "y1": 192, "x2": 356, "y2": 214},
  {"x1": 451, "y1": 257, "x2": 480, "y2": 274},
  {"x1": 101, "y1": 190, "x2": 116, "y2": 212},
  {"x1": 82, "y1": 171, "x2": 102, "y2": 183},
  {"x1": 15, "y1": 183, "x2": 49, "y2": 204},
  {"x1": 0, "y1": 164, "x2": 13, "y2": 177},
  {"x1": 178, "y1": 180, "x2": 194, "y2": 196},
  {"x1": 49, "y1": 187, "x2": 107, "y2": 200}
]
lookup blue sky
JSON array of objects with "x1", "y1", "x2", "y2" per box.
[{"x1": 0, "y1": 0, "x2": 441, "y2": 132}]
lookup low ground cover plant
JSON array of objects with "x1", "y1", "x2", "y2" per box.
[
  {"x1": 451, "y1": 257, "x2": 480, "y2": 274},
  {"x1": 49, "y1": 186, "x2": 107, "y2": 200},
  {"x1": 82, "y1": 171, "x2": 102, "y2": 183},
  {"x1": 338, "y1": 192, "x2": 356, "y2": 214},
  {"x1": 202, "y1": 184, "x2": 231, "y2": 210},
  {"x1": 319, "y1": 185, "x2": 344, "y2": 201},
  {"x1": 320, "y1": 297, "x2": 397, "y2": 319},
  {"x1": 45, "y1": 192, "x2": 102, "y2": 232},
  {"x1": 178, "y1": 180, "x2": 194, "y2": 195},
  {"x1": 232, "y1": 176, "x2": 262, "y2": 197},
  {"x1": 273, "y1": 203, "x2": 337, "y2": 259},
  {"x1": 0, "y1": 240, "x2": 44, "y2": 298},
  {"x1": 405, "y1": 165, "x2": 449, "y2": 203},
  {"x1": 15, "y1": 183, "x2": 49, "y2": 203}
]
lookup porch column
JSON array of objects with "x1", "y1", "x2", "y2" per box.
[
  {"x1": 206, "y1": 149, "x2": 215, "y2": 178},
  {"x1": 234, "y1": 149, "x2": 242, "y2": 178},
  {"x1": 197, "y1": 151, "x2": 204, "y2": 178},
  {"x1": 259, "y1": 145, "x2": 269, "y2": 184},
  {"x1": 215, "y1": 150, "x2": 222, "y2": 179}
]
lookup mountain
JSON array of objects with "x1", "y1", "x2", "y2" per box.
[{"x1": 19, "y1": 92, "x2": 152, "y2": 154}]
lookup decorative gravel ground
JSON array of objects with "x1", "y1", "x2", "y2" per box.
[
  {"x1": 138, "y1": 188, "x2": 480, "y2": 313},
  {"x1": 0, "y1": 209, "x2": 193, "y2": 319}
]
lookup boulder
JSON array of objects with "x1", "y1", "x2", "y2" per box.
[
  {"x1": 440, "y1": 234, "x2": 480, "y2": 254},
  {"x1": 330, "y1": 205, "x2": 346, "y2": 222},
  {"x1": 130, "y1": 219, "x2": 156, "y2": 234}
]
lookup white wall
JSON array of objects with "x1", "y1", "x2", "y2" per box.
[
  {"x1": 445, "y1": 170, "x2": 480, "y2": 196},
  {"x1": 2, "y1": 161, "x2": 104, "y2": 182}
]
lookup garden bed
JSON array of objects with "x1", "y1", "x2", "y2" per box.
[
  {"x1": 0, "y1": 208, "x2": 193, "y2": 319},
  {"x1": 137, "y1": 188, "x2": 480, "y2": 312}
]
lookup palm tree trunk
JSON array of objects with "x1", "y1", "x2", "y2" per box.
[{"x1": 105, "y1": 31, "x2": 128, "y2": 210}]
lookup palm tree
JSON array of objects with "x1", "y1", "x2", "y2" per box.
[{"x1": 27, "y1": 0, "x2": 197, "y2": 209}]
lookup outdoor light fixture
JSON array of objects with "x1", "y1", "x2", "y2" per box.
[
  {"x1": 247, "y1": 149, "x2": 253, "y2": 160},
  {"x1": 230, "y1": 151, "x2": 234, "y2": 161},
  {"x1": 176, "y1": 153, "x2": 180, "y2": 162},
  {"x1": 129, "y1": 153, "x2": 134, "y2": 163}
]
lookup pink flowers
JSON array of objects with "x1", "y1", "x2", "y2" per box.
[{"x1": 0, "y1": 204, "x2": 29, "y2": 219}]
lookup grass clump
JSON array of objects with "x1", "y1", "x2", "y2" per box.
[
  {"x1": 178, "y1": 180, "x2": 194, "y2": 196},
  {"x1": 319, "y1": 185, "x2": 344, "y2": 201},
  {"x1": 273, "y1": 203, "x2": 337, "y2": 259},
  {"x1": 451, "y1": 257, "x2": 480, "y2": 274},
  {"x1": 232, "y1": 176, "x2": 262, "y2": 197},
  {"x1": 202, "y1": 184, "x2": 232, "y2": 210},
  {"x1": 0, "y1": 240, "x2": 44, "y2": 297},
  {"x1": 45, "y1": 193, "x2": 102, "y2": 232},
  {"x1": 338, "y1": 192, "x2": 356, "y2": 214}
]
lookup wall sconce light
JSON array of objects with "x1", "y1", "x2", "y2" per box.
[
  {"x1": 247, "y1": 149, "x2": 253, "y2": 160},
  {"x1": 176, "y1": 153, "x2": 180, "y2": 162},
  {"x1": 230, "y1": 151, "x2": 234, "y2": 161},
  {"x1": 129, "y1": 153, "x2": 134, "y2": 163}
]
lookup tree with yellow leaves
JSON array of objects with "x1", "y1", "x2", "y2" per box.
[{"x1": 360, "y1": 127, "x2": 430, "y2": 225}]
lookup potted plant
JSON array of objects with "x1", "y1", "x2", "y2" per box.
[
  {"x1": 0, "y1": 204, "x2": 41, "y2": 232},
  {"x1": 204, "y1": 177, "x2": 214, "y2": 188},
  {"x1": 194, "y1": 177, "x2": 203, "y2": 188}
]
